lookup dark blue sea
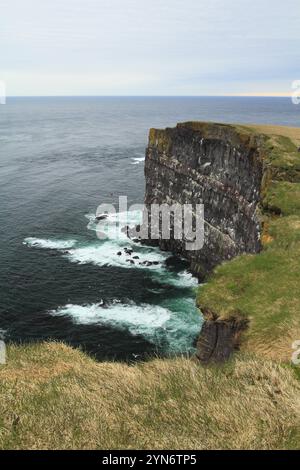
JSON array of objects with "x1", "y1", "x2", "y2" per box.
[{"x1": 0, "y1": 97, "x2": 299, "y2": 361}]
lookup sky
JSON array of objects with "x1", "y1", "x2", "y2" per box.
[{"x1": 1, "y1": 0, "x2": 300, "y2": 96}]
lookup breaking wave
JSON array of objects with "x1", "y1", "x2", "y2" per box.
[
  {"x1": 25, "y1": 210, "x2": 168, "y2": 271},
  {"x1": 49, "y1": 299, "x2": 202, "y2": 353},
  {"x1": 23, "y1": 237, "x2": 77, "y2": 250},
  {"x1": 66, "y1": 242, "x2": 167, "y2": 270}
]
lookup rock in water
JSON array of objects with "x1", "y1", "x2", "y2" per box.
[{"x1": 95, "y1": 213, "x2": 108, "y2": 221}]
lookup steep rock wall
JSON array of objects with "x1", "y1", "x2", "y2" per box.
[
  {"x1": 143, "y1": 122, "x2": 270, "y2": 362},
  {"x1": 144, "y1": 122, "x2": 265, "y2": 278}
]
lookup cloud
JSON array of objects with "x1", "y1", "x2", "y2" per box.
[{"x1": 1, "y1": 0, "x2": 300, "y2": 95}]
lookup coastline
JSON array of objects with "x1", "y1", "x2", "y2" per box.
[{"x1": 1, "y1": 121, "x2": 300, "y2": 449}]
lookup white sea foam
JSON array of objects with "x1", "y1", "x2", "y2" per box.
[
  {"x1": 50, "y1": 301, "x2": 170, "y2": 329},
  {"x1": 86, "y1": 209, "x2": 143, "y2": 241},
  {"x1": 169, "y1": 270, "x2": 198, "y2": 287},
  {"x1": 23, "y1": 237, "x2": 77, "y2": 250},
  {"x1": 131, "y1": 157, "x2": 145, "y2": 165},
  {"x1": 65, "y1": 241, "x2": 167, "y2": 270},
  {"x1": 49, "y1": 300, "x2": 202, "y2": 353},
  {"x1": 152, "y1": 269, "x2": 198, "y2": 288},
  {"x1": 23, "y1": 209, "x2": 198, "y2": 280},
  {"x1": 79, "y1": 209, "x2": 168, "y2": 269},
  {"x1": 23, "y1": 235, "x2": 167, "y2": 271}
]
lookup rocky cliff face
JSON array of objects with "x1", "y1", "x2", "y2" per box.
[
  {"x1": 195, "y1": 312, "x2": 249, "y2": 363},
  {"x1": 143, "y1": 121, "x2": 270, "y2": 362},
  {"x1": 144, "y1": 122, "x2": 265, "y2": 278}
]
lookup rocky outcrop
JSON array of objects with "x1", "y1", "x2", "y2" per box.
[
  {"x1": 195, "y1": 309, "x2": 249, "y2": 363},
  {"x1": 144, "y1": 122, "x2": 265, "y2": 278}
]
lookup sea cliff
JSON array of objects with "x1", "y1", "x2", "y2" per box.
[
  {"x1": 143, "y1": 122, "x2": 300, "y2": 362},
  {"x1": 1, "y1": 123, "x2": 299, "y2": 449}
]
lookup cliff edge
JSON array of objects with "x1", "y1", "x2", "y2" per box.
[{"x1": 144, "y1": 122, "x2": 300, "y2": 362}]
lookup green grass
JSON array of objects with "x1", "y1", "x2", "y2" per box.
[
  {"x1": 262, "y1": 181, "x2": 300, "y2": 216},
  {"x1": 233, "y1": 124, "x2": 300, "y2": 181},
  {"x1": 198, "y1": 244, "x2": 300, "y2": 360},
  {"x1": 265, "y1": 135, "x2": 300, "y2": 169}
]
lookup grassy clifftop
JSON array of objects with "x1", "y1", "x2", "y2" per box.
[
  {"x1": 198, "y1": 124, "x2": 300, "y2": 361},
  {"x1": 0, "y1": 342, "x2": 299, "y2": 450}
]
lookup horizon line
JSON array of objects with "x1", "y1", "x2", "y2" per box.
[{"x1": 5, "y1": 94, "x2": 292, "y2": 98}]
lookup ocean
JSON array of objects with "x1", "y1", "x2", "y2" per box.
[{"x1": 0, "y1": 96, "x2": 299, "y2": 361}]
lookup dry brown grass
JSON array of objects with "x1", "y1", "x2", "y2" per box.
[
  {"x1": 230, "y1": 123, "x2": 300, "y2": 148},
  {"x1": 244, "y1": 317, "x2": 300, "y2": 362},
  {"x1": 0, "y1": 342, "x2": 299, "y2": 450},
  {"x1": 247, "y1": 124, "x2": 300, "y2": 147}
]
